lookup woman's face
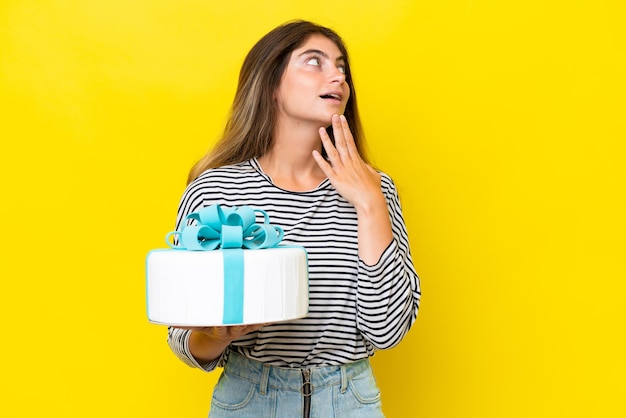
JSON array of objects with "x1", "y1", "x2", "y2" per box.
[{"x1": 275, "y1": 34, "x2": 350, "y2": 128}]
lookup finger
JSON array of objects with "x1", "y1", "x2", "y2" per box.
[
  {"x1": 331, "y1": 114, "x2": 348, "y2": 157},
  {"x1": 232, "y1": 324, "x2": 264, "y2": 337},
  {"x1": 318, "y1": 127, "x2": 340, "y2": 166},
  {"x1": 318, "y1": 126, "x2": 333, "y2": 149},
  {"x1": 339, "y1": 115, "x2": 359, "y2": 158},
  {"x1": 175, "y1": 325, "x2": 215, "y2": 332},
  {"x1": 247, "y1": 323, "x2": 266, "y2": 332},
  {"x1": 312, "y1": 149, "x2": 334, "y2": 178}
]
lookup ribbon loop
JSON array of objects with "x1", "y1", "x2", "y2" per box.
[
  {"x1": 243, "y1": 224, "x2": 284, "y2": 249},
  {"x1": 167, "y1": 204, "x2": 284, "y2": 251}
]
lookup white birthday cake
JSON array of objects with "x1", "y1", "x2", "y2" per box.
[{"x1": 146, "y1": 205, "x2": 309, "y2": 326}]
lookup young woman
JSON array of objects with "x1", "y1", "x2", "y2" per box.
[{"x1": 167, "y1": 20, "x2": 421, "y2": 417}]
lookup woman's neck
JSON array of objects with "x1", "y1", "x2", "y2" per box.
[{"x1": 257, "y1": 123, "x2": 327, "y2": 191}]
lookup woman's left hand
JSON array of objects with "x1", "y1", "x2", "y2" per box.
[
  {"x1": 313, "y1": 114, "x2": 393, "y2": 264},
  {"x1": 312, "y1": 114, "x2": 383, "y2": 210}
]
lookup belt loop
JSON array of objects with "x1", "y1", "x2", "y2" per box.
[
  {"x1": 340, "y1": 364, "x2": 348, "y2": 394},
  {"x1": 260, "y1": 364, "x2": 270, "y2": 395}
]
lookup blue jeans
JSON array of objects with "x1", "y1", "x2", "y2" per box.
[{"x1": 208, "y1": 351, "x2": 385, "y2": 417}]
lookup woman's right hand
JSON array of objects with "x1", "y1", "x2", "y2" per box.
[
  {"x1": 180, "y1": 323, "x2": 268, "y2": 342},
  {"x1": 176, "y1": 323, "x2": 269, "y2": 363}
]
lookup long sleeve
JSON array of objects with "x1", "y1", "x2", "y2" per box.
[
  {"x1": 167, "y1": 327, "x2": 226, "y2": 372},
  {"x1": 355, "y1": 175, "x2": 421, "y2": 349}
]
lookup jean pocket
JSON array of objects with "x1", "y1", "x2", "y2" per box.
[
  {"x1": 211, "y1": 371, "x2": 257, "y2": 410},
  {"x1": 347, "y1": 368, "x2": 382, "y2": 405}
]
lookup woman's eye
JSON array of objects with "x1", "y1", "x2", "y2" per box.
[
  {"x1": 306, "y1": 57, "x2": 321, "y2": 66},
  {"x1": 338, "y1": 65, "x2": 346, "y2": 74}
]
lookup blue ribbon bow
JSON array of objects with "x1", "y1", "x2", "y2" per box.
[{"x1": 166, "y1": 205, "x2": 284, "y2": 324}]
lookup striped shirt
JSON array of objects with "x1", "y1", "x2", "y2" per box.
[{"x1": 167, "y1": 158, "x2": 421, "y2": 371}]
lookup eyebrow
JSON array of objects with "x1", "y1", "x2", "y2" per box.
[{"x1": 298, "y1": 49, "x2": 345, "y2": 63}]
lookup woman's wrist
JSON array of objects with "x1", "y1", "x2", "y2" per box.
[{"x1": 188, "y1": 330, "x2": 231, "y2": 363}]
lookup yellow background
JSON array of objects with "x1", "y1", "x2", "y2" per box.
[{"x1": 1, "y1": 0, "x2": 624, "y2": 417}]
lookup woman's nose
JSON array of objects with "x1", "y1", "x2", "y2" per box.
[{"x1": 330, "y1": 68, "x2": 346, "y2": 84}]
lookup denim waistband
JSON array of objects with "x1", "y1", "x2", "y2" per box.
[{"x1": 224, "y1": 351, "x2": 371, "y2": 395}]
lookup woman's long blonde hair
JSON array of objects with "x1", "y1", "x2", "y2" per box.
[{"x1": 188, "y1": 20, "x2": 366, "y2": 184}]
